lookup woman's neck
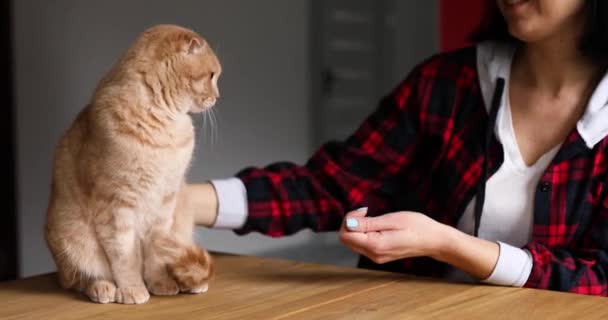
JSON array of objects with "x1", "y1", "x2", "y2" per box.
[
  {"x1": 518, "y1": 44, "x2": 598, "y2": 95},
  {"x1": 513, "y1": 20, "x2": 602, "y2": 96}
]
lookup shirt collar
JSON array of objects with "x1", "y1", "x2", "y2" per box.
[{"x1": 476, "y1": 40, "x2": 608, "y2": 149}]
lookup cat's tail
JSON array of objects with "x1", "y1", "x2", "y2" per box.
[
  {"x1": 146, "y1": 227, "x2": 214, "y2": 270},
  {"x1": 146, "y1": 227, "x2": 214, "y2": 292}
]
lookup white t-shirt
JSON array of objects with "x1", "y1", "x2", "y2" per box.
[{"x1": 444, "y1": 79, "x2": 561, "y2": 286}]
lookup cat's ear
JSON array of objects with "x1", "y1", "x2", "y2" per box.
[{"x1": 182, "y1": 35, "x2": 204, "y2": 55}]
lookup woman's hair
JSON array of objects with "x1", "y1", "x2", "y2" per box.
[{"x1": 470, "y1": 0, "x2": 608, "y2": 65}]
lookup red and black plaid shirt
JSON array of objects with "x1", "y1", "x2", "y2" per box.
[{"x1": 233, "y1": 46, "x2": 608, "y2": 296}]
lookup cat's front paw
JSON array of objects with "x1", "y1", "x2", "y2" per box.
[
  {"x1": 147, "y1": 276, "x2": 180, "y2": 296},
  {"x1": 86, "y1": 280, "x2": 116, "y2": 304},
  {"x1": 115, "y1": 286, "x2": 150, "y2": 304},
  {"x1": 169, "y1": 246, "x2": 213, "y2": 294}
]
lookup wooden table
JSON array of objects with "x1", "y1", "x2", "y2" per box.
[{"x1": 1, "y1": 253, "x2": 607, "y2": 319}]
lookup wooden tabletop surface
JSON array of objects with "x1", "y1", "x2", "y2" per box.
[{"x1": 1, "y1": 252, "x2": 607, "y2": 319}]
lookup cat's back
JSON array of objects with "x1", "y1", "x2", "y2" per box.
[{"x1": 50, "y1": 105, "x2": 98, "y2": 203}]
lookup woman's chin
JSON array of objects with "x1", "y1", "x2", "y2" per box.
[{"x1": 507, "y1": 24, "x2": 547, "y2": 43}]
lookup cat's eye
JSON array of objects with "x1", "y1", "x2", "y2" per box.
[{"x1": 192, "y1": 74, "x2": 205, "y2": 81}]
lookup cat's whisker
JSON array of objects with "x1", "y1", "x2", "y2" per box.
[
  {"x1": 202, "y1": 110, "x2": 209, "y2": 141},
  {"x1": 200, "y1": 108, "x2": 215, "y2": 151},
  {"x1": 202, "y1": 110, "x2": 210, "y2": 149},
  {"x1": 210, "y1": 111, "x2": 216, "y2": 149},
  {"x1": 206, "y1": 109, "x2": 213, "y2": 149},
  {"x1": 210, "y1": 108, "x2": 219, "y2": 147},
  {"x1": 202, "y1": 108, "x2": 208, "y2": 135},
  {"x1": 208, "y1": 109, "x2": 214, "y2": 145}
]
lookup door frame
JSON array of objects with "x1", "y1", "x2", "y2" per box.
[{"x1": 1, "y1": 0, "x2": 19, "y2": 281}]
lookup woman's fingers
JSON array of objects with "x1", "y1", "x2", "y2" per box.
[
  {"x1": 340, "y1": 230, "x2": 393, "y2": 263},
  {"x1": 345, "y1": 212, "x2": 402, "y2": 233}
]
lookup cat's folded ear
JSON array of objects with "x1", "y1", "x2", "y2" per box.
[{"x1": 180, "y1": 34, "x2": 205, "y2": 55}]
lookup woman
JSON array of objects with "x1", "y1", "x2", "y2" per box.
[{"x1": 178, "y1": 0, "x2": 608, "y2": 296}]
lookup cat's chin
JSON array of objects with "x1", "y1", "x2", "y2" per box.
[
  {"x1": 189, "y1": 105, "x2": 213, "y2": 113},
  {"x1": 190, "y1": 100, "x2": 216, "y2": 113},
  {"x1": 189, "y1": 107, "x2": 206, "y2": 114}
]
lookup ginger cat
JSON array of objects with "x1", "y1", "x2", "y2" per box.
[{"x1": 44, "y1": 24, "x2": 221, "y2": 304}]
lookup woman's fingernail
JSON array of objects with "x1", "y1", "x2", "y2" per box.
[
  {"x1": 346, "y1": 218, "x2": 359, "y2": 229},
  {"x1": 356, "y1": 207, "x2": 368, "y2": 211}
]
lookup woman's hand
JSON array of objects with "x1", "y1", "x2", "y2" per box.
[
  {"x1": 338, "y1": 208, "x2": 449, "y2": 264},
  {"x1": 339, "y1": 208, "x2": 500, "y2": 280}
]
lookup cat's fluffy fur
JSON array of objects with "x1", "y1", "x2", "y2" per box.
[{"x1": 44, "y1": 24, "x2": 221, "y2": 304}]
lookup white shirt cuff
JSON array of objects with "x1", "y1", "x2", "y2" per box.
[
  {"x1": 209, "y1": 178, "x2": 248, "y2": 229},
  {"x1": 482, "y1": 241, "x2": 533, "y2": 287}
]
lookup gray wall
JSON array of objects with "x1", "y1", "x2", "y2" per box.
[
  {"x1": 13, "y1": 0, "x2": 438, "y2": 277},
  {"x1": 391, "y1": 1, "x2": 439, "y2": 87},
  {"x1": 13, "y1": 0, "x2": 324, "y2": 277}
]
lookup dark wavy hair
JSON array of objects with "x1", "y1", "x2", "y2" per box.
[{"x1": 470, "y1": 0, "x2": 608, "y2": 65}]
